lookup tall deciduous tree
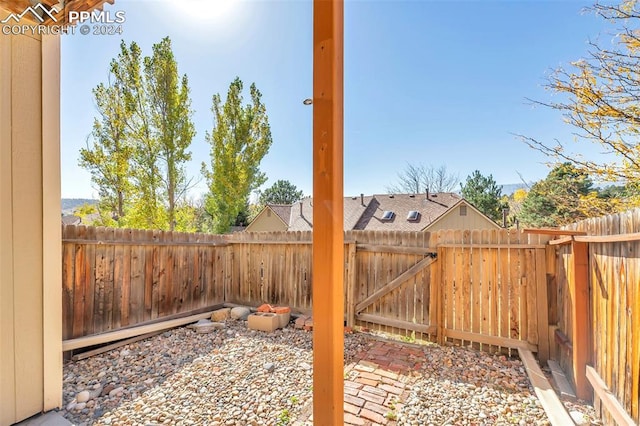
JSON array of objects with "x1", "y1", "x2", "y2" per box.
[
  {"x1": 202, "y1": 77, "x2": 273, "y2": 233},
  {"x1": 79, "y1": 47, "x2": 136, "y2": 226},
  {"x1": 258, "y1": 180, "x2": 304, "y2": 205},
  {"x1": 387, "y1": 163, "x2": 459, "y2": 194},
  {"x1": 80, "y1": 38, "x2": 196, "y2": 231},
  {"x1": 107, "y1": 39, "x2": 165, "y2": 229},
  {"x1": 460, "y1": 170, "x2": 504, "y2": 222},
  {"x1": 144, "y1": 37, "x2": 196, "y2": 230},
  {"x1": 520, "y1": 1, "x2": 640, "y2": 200}
]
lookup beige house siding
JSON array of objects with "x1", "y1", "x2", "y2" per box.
[
  {"x1": 424, "y1": 201, "x2": 500, "y2": 232},
  {"x1": 245, "y1": 208, "x2": 288, "y2": 232},
  {"x1": 0, "y1": 27, "x2": 62, "y2": 425}
]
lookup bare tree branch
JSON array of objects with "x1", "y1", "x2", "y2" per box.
[{"x1": 386, "y1": 163, "x2": 459, "y2": 194}]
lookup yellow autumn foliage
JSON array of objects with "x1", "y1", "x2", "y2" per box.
[
  {"x1": 521, "y1": 1, "x2": 640, "y2": 186},
  {"x1": 513, "y1": 188, "x2": 528, "y2": 202}
]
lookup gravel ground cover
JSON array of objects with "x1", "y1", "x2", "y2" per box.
[
  {"x1": 395, "y1": 344, "x2": 598, "y2": 425},
  {"x1": 62, "y1": 319, "x2": 597, "y2": 425}
]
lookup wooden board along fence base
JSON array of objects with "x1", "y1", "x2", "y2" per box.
[
  {"x1": 586, "y1": 365, "x2": 636, "y2": 426},
  {"x1": 518, "y1": 349, "x2": 575, "y2": 426},
  {"x1": 62, "y1": 311, "x2": 215, "y2": 351},
  {"x1": 71, "y1": 332, "x2": 161, "y2": 361},
  {"x1": 547, "y1": 360, "x2": 576, "y2": 400},
  {"x1": 446, "y1": 329, "x2": 538, "y2": 352},
  {"x1": 356, "y1": 313, "x2": 436, "y2": 335}
]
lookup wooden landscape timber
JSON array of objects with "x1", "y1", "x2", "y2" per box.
[
  {"x1": 586, "y1": 365, "x2": 637, "y2": 426},
  {"x1": 62, "y1": 311, "x2": 215, "y2": 351},
  {"x1": 71, "y1": 332, "x2": 161, "y2": 361},
  {"x1": 518, "y1": 348, "x2": 576, "y2": 426}
]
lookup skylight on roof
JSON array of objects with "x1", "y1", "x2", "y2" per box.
[
  {"x1": 407, "y1": 210, "x2": 419, "y2": 221},
  {"x1": 381, "y1": 211, "x2": 395, "y2": 221}
]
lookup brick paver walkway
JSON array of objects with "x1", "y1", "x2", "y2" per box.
[{"x1": 295, "y1": 339, "x2": 425, "y2": 426}]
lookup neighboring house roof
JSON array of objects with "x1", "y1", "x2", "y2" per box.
[
  {"x1": 246, "y1": 192, "x2": 501, "y2": 232},
  {"x1": 287, "y1": 195, "x2": 375, "y2": 231},
  {"x1": 61, "y1": 215, "x2": 81, "y2": 226},
  {"x1": 245, "y1": 204, "x2": 291, "y2": 232},
  {"x1": 356, "y1": 193, "x2": 468, "y2": 231},
  {"x1": 423, "y1": 198, "x2": 501, "y2": 231},
  {"x1": 269, "y1": 204, "x2": 293, "y2": 225}
]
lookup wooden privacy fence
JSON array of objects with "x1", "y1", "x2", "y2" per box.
[
  {"x1": 60, "y1": 211, "x2": 640, "y2": 425},
  {"x1": 62, "y1": 226, "x2": 551, "y2": 358},
  {"x1": 552, "y1": 209, "x2": 640, "y2": 425},
  {"x1": 62, "y1": 226, "x2": 230, "y2": 340}
]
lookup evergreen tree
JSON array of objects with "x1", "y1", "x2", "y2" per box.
[
  {"x1": 519, "y1": 163, "x2": 593, "y2": 227},
  {"x1": 258, "y1": 180, "x2": 304, "y2": 205},
  {"x1": 460, "y1": 170, "x2": 504, "y2": 222}
]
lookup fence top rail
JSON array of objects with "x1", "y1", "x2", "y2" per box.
[
  {"x1": 61, "y1": 224, "x2": 229, "y2": 244},
  {"x1": 61, "y1": 239, "x2": 231, "y2": 247},
  {"x1": 438, "y1": 243, "x2": 547, "y2": 249},
  {"x1": 62, "y1": 225, "x2": 553, "y2": 247},
  {"x1": 575, "y1": 232, "x2": 640, "y2": 243},
  {"x1": 523, "y1": 228, "x2": 587, "y2": 236},
  {"x1": 548, "y1": 231, "x2": 640, "y2": 246}
]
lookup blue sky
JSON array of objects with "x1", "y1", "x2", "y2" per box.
[{"x1": 61, "y1": 0, "x2": 610, "y2": 200}]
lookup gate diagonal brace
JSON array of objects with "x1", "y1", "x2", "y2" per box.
[{"x1": 354, "y1": 255, "x2": 438, "y2": 314}]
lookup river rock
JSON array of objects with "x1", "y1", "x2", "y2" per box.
[
  {"x1": 76, "y1": 390, "x2": 90, "y2": 403},
  {"x1": 230, "y1": 307, "x2": 251, "y2": 320},
  {"x1": 211, "y1": 308, "x2": 231, "y2": 322}
]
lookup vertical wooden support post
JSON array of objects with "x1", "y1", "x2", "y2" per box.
[
  {"x1": 346, "y1": 241, "x2": 356, "y2": 328},
  {"x1": 571, "y1": 240, "x2": 591, "y2": 401},
  {"x1": 312, "y1": 0, "x2": 344, "y2": 424}
]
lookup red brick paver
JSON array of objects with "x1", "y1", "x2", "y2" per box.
[
  {"x1": 294, "y1": 339, "x2": 423, "y2": 426},
  {"x1": 344, "y1": 340, "x2": 423, "y2": 425}
]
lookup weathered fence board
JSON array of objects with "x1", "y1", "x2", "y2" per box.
[
  {"x1": 558, "y1": 208, "x2": 640, "y2": 424},
  {"x1": 62, "y1": 225, "x2": 229, "y2": 339},
  {"x1": 436, "y1": 229, "x2": 548, "y2": 353}
]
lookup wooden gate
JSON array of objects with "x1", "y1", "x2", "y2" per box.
[
  {"x1": 347, "y1": 230, "x2": 439, "y2": 340},
  {"x1": 346, "y1": 229, "x2": 551, "y2": 357}
]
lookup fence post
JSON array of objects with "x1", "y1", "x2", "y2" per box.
[
  {"x1": 545, "y1": 245, "x2": 558, "y2": 361},
  {"x1": 346, "y1": 241, "x2": 356, "y2": 328},
  {"x1": 437, "y1": 246, "x2": 445, "y2": 345},
  {"x1": 535, "y1": 248, "x2": 549, "y2": 365},
  {"x1": 571, "y1": 240, "x2": 591, "y2": 401}
]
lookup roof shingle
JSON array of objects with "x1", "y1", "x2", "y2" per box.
[
  {"x1": 251, "y1": 192, "x2": 498, "y2": 232},
  {"x1": 356, "y1": 193, "x2": 462, "y2": 231}
]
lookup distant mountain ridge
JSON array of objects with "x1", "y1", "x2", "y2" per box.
[{"x1": 62, "y1": 198, "x2": 97, "y2": 215}]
